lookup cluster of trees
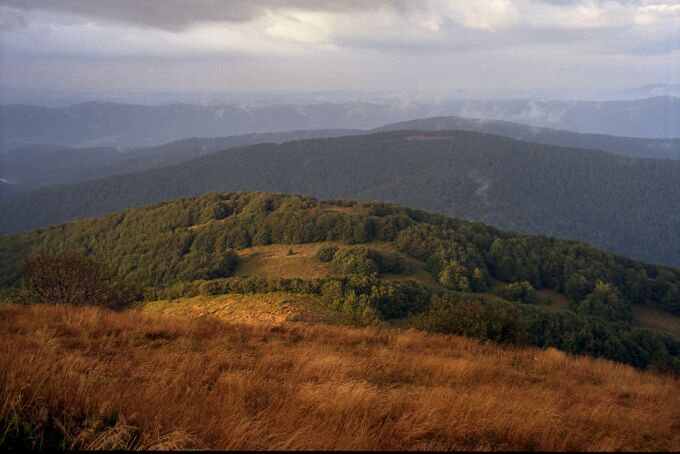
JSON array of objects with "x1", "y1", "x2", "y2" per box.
[
  {"x1": 157, "y1": 273, "x2": 432, "y2": 323},
  {"x1": 410, "y1": 297, "x2": 526, "y2": 344},
  {"x1": 316, "y1": 245, "x2": 410, "y2": 276},
  {"x1": 412, "y1": 295, "x2": 680, "y2": 373},
  {"x1": 492, "y1": 281, "x2": 538, "y2": 305}
]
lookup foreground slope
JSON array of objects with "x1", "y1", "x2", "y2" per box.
[
  {"x1": 2, "y1": 131, "x2": 680, "y2": 266},
  {"x1": 1, "y1": 304, "x2": 679, "y2": 451}
]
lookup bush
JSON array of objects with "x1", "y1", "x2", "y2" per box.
[
  {"x1": 439, "y1": 260, "x2": 470, "y2": 291},
  {"x1": 577, "y1": 281, "x2": 632, "y2": 322},
  {"x1": 21, "y1": 252, "x2": 138, "y2": 309},
  {"x1": 327, "y1": 246, "x2": 411, "y2": 276},
  {"x1": 316, "y1": 246, "x2": 338, "y2": 262},
  {"x1": 494, "y1": 281, "x2": 538, "y2": 304},
  {"x1": 178, "y1": 249, "x2": 238, "y2": 281},
  {"x1": 378, "y1": 252, "x2": 411, "y2": 274},
  {"x1": 410, "y1": 297, "x2": 527, "y2": 344},
  {"x1": 331, "y1": 247, "x2": 380, "y2": 275}
]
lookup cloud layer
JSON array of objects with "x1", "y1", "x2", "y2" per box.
[{"x1": 0, "y1": 0, "x2": 678, "y2": 98}]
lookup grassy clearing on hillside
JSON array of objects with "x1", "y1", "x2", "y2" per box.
[
  {"x1": 2, "y1": 304, "x2": 679, "y2": 451},
  {"x1": 137, "y1": 292, "x2": 354, "y2": 326},
  {"x1": 634, "y1": 305, "x2": 680, "y2": 340},
  {"x1": 234, "y1": 243, "x2": 333, "y2": 280},
  {"x1": 234, "y1": 242, "x2": 442, "y2": 289}
]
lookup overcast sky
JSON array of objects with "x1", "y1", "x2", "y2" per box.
[{"x1": 1, "y1": 0, "x2": 679, "y2": 103}]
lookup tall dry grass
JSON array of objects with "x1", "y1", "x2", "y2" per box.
[{"x1": 1, "y1": 303, "x2": 679, "y2": 451}]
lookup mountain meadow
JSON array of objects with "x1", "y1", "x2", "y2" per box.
[{"x1": 1, "y1": 191, "x2": 680, "y2": 450}]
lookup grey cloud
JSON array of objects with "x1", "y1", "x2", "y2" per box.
[
  {"x1": 0, "y1": 7, "x2": 27, "y2": 31},
  {"x1": 0, "y1": 0, "x2": 416, "y2": 30},
  {"x1": 537, "y1": 0, "x2": 641, "y2": 4}
]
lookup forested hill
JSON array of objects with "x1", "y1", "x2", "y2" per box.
[
  {"x1": 2, "y1": 130, "x2": 680, "y2": 266},
  {"x1": 0, "y1": 129, "x2": 358, "y2": 193},
  {"x1": 2, "y1": 113, "x2": 677, "y2": 194},
  {"x1": 1, "y1": 192, "x2": 680, "y2": 371},
  {"x1": 376, "y1": 116, "x2": 680, "y2": 160}
]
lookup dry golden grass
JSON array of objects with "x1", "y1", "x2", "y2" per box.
[
  {"x1": 2, "y1": 303, "x2": 679, "y2": 451},
  {"x1": 234, "y1": 243, "x2": 333, "y2": 280},
  {"x1": 318, "y1": 203, "x2": 355, "y2": 213},
  {"x1": 137, "y1": 292, "x2": 353, "y2": 326}
]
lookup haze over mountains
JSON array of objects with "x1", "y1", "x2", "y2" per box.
[
  {"x1": 2, "y1": 110, "x2": 679, "y2": 195},
  {"x1": 2, "y1": 130, "x2": 679, "y2": 267},
  {"x1": 1, "y1": 96, "x2": 678, "y2": 151},
  {"x1": 0, "y1": 130, "x2": 356, "y2": 194}
]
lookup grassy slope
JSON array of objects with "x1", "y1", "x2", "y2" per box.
[
  {"x1": 634, "y1": 305, "x2": 680, "y2": 339},
  {"x1": 1, "y1": 303, "x2": 679, "y2": 451},
  {"x1": 232, "y1": 241, "x2": 443, "y2": 289},
  {"x1": 138, "y1": 292, "x2": 354, "y2": 326}
]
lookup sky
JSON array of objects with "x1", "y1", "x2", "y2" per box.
[{"x1": 0, "y1": 0, "x2": 679, "y2": 104}]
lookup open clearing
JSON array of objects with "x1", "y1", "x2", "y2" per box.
[
  {"x1": 138, "y1": 292, "x2": 354, "y2": 326},
  {"x1": 233, "y1": 241, "x2": 442, "y2": 289}
]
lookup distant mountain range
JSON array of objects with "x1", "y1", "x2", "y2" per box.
[
  {"x1": 2, "y1": 130, "x2": 679, "y2": 266},
  {"x1": 609, "y1": 84, "x2": 680, "y2": 100},
  {"x1": 375, "y1": 117, "x2": 680, "y2": 160},
  {"x1": 2, "y1": 114, "x2": 679, "y2": 194},
  {"x1": 1, "y1": 96, "x2": 678, "y2": 151},
  {"x1": 0, "y1": 130, "x2": 356, "y2": 194}
]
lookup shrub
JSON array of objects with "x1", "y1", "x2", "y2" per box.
[
  {"x1": 494, "y1": 281, "x2": 538, "y2": 304},
  {"x1": 21, "y1": 252, "x2": 138, "y2": 309},
  {"x1": 316, "y1": 246, "x2": 338, "y2": 262},
  {"x1": 378, "y1": 252, "x2": 411, "y2": 274},
  {"x1": 577, "y1": 281, "x2": 632, "y2": 322},
  {"x1": 331, "y1": 247, "x2": 380, "y2": 275},
  {"x1": 439, "y1": 260, "x2": 470, "y2": 291},
  {"x1": 410, "y1": 297, "x2": 527, "y2": 344}
]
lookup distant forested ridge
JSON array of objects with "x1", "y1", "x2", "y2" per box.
[
  {"x1": 3, "y1": 114, "x2": 678, "y2": 195},
  {"x1": 1, "y1": 192, "x2": 679, "y2": 371},
  {"x1": 376, "y1": 116, "x2": 680, "y2": 160},
  {"x1": 0, "y1": 130, "x2": 358, "y2": 193},
  {"x1": 2, "y1": 131, "x2": 680, "y2": 266}
]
